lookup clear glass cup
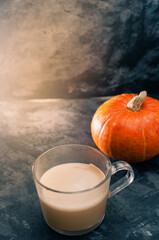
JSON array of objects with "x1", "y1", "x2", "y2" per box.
[{"x1": 32, "y1": 144, "x2": 134, "y2": 236}]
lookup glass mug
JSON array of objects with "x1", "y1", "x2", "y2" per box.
[{"x1": 32, "y1": 144, "x2": 134, "y2": 236}]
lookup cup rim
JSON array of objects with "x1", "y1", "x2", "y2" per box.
[{"x1": 32, "y1": 144, "x2": 112, "y2": 194}]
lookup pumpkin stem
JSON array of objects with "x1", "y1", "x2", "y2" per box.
[{"x1": 127, "y1": 91, "x2": 147, "y2": 112}]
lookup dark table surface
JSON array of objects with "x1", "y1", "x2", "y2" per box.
[{"x1": 0, "y1": 97, "x2": 159, "y2": 240}]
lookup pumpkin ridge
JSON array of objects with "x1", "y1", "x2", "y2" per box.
[
  {"x1": 144, "y1": 109, "x2": 159, "y2": 114},
  {"x1": 141, "y1": 124, "x2": 146, "y2": 162},
  {"x1": 115, "y1": 112, "x2": 129, "y2": 160},
  {"x1": 108, "y1": 111, "x2": 129, "y2": 159},
  {"x1": 98, "y1": 116, "x2": 112, "y2": 155},
  {"x1": 98, "y1": 111, "x2": 124, "y2": 157},
  {"x1": 93, "y1": 109, "x2": 122, "y2": 147},
  {"x1": 139, "y1": 112, "x2": 159, "y2": 160},
  {"x1": 141, "y1": 99, "x2": 159, "y2": 110},
  {"x1": 142, "y1": 111, "x2": 159, "y2": 134},
  {"x1": 95, "y1": 108, "x2": 122, "y2": 121}
]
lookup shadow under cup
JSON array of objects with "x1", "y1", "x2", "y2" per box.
[{"x1": 32, "y1": 144, "x2": 134, "y2": 236}]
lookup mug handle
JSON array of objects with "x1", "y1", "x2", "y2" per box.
[{"x1": 108, "y1": 161, "x2": 134, "y2": 198}]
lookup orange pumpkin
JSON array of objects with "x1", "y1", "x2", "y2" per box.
[{"x1": 91, "y1": 91, "x2": 159, "y2": 162}]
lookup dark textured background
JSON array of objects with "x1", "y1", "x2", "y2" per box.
[{"x1": 0, "y1": 0, "x2": 159, "y2": 100}]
